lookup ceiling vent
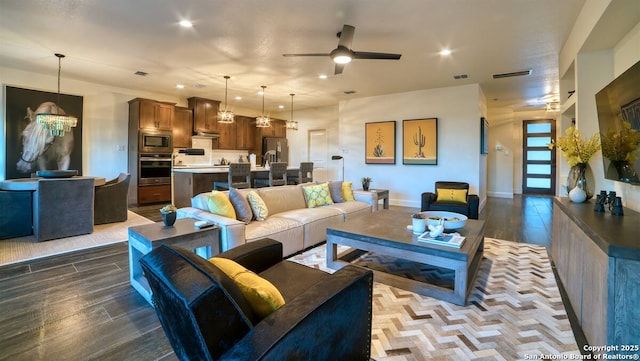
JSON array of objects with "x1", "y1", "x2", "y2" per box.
[
  {"x1": 343, "y1": 90, "x2": 356, "y2": 95},
  {"x1": 193, "y1": 83, "x2": 206, "y2": 88},
  {"x1": 134, "y1": 71, "x2": 148, "y2": 76},
  {"x1": 492, "y1": 69, "x2": 532, "y2": 79},
  {"x1": 453, "y1": 74, "x2": 469, "y2": 80}
]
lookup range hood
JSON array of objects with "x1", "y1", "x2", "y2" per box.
[{"x1": 192, "y1": 132, "x2": 220, "y2": 139}]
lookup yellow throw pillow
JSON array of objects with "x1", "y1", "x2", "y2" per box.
[
  {"x1": 302, "y1": 183, "x2": 334, "y2": 208},
  {"x1": 436, "y1": 188, "x2": 468, "y2": 204},
  {"x1": 208, "y1": 257, "x2": 285, "y2": 319},
  {"x1": 247, "y1": 190, "x2": 268, "y2": 221},
  {"x1": 205, "y1": 191, "x2": 237, "y2": 219},
  {"x1": 342, "y1": 181, "x2": 355, "y2": 201}
]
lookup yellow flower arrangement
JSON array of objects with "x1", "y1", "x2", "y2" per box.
[
  {"x1": 600, "y1": 120, "x2": 640, "y2": 163},
  {"x1": 550, "y1": 125, "x2": 600, "y2": 166}
]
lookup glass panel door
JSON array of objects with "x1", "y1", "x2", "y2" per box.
[{"x1": 522, "y1": 119, "x2": 556, "y2": 195}]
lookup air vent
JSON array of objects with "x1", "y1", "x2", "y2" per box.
[
  {"x1": 134, "y1": 71, "x2": 148, "y2": 76},
  {"x1": 453, "y1": 74, "x2": 469, "y2": 80},
  {"x1": 492, "y1": 69, "x2": 532, "y2": 79},
  {"x1": 343, "y1": 90, "x2": 356, "y2": 95},
  {"x1": 193, "y1": 83, "x2": 206, "y2": 88}
]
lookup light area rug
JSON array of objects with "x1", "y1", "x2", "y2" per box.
[
  {"x1": 288, "y1": 238, "x2": 580, "y2": 361},
  {"x1": 0, "y1": 211, "x2": 153, "y2": 266}
]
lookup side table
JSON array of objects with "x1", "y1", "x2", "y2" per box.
[
  {"x1": 361, "y1": 189, "x2": 389, "y2": 210},
  {"x1": 128, "y1": 218, "x2": 220, "y2": 306}
]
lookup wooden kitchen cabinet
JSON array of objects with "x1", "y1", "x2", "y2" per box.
[
  {"x1": 188, "y1": 97, "x2": 220, "y2": 134},
  {"x1": 173, "y1": 106, "x2": 193, "y2": 148},
  {"x1": 217, "y1": 122, "x2": 237, "y2": 149},
  {"x1": 129, "y1": 98, "x2": 175, "y2": 130},
  {"x1": 235, "y1": 116, "x2": 255, "y2": 150},
  {"x1": 138, "y1": 184, "x2": 171, "y2": 205}
]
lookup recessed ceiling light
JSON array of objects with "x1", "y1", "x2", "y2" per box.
[
  {"x1": 176, "y1": 84, "x2": 185, "y2": 89},
  {"x1": 235, "y1": 96, "x2": 242, "y2": 101},
  {"x1": 440, "y1": 49, "x2": 452, "y2": 56},
  {"x1": 179, "y1": 20, "x2": 193, "y2": 28},
  {"x1": 258, "y1": 90, "x2": 264, "y2": 95},
  {"x1": 278, "y1": 105, "x2": 285, "y2": 109},
  {"x1": 318, "y1": 74, "x2": 328, "y2": 80}
]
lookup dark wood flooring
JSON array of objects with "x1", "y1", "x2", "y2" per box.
[{"x1": 0, "y1": 195, "x2": 585, "y2": 360}]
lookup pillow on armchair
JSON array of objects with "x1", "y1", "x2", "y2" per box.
[{"x1": 421, "y1": 181, "x2": 479, "y2": 219}]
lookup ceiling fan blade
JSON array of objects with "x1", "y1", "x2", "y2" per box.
[
  {"x1": 282, "y1": 53, "x2": 330, "y2": 57},
  {"x1": 352, "y1": 51, "x2": 402, "y2": 60},
  {"x1": 335, "y1": 63, "x2": 345, "y2": 75},
  {"x1": 337, "y1": 24, "x2": 355, "y2": 49}
]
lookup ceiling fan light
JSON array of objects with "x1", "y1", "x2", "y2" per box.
[
  {"x1": 330, "y1": 47, "x2": 353, "y2": 64},
  {"x1": 333, "y1": 55, "x2": 352, "y2": 64}
]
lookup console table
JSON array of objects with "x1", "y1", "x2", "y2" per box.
[
  {"x1": 128, "y1": 219, "x2": 220, "y2": 305},
  {"x1": 552, "y1": 197, "x2": 640, "y2": 349}
]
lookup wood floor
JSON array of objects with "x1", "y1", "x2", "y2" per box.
[{"x1": 0, "y1": 195, "x2": 585, "y2": 360}]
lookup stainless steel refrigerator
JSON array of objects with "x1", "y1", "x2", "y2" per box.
[{"x1": 262, "y1": 137, "x2": 288, "y2": 165}]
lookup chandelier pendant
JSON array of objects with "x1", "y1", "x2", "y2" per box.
[
  {"x1": 286, "y1": 93, "x2": 298, "y2": 130},
  {"x1": 35, "y1": 53, "x2": 78, "y2": 137},
  {"x1": 217, "y1": 75, "x2": 235, "y2": 123},
  {"x1": 256, "y1": 85, "x2": 271, "y2": 128}
]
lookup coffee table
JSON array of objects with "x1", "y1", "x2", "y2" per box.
[
  {"x1": 128, "y1": 218, "x2": 220, "y2": 305},
  {"x1": 326, "y1": 209, "x2": 485, "y2": 306}
]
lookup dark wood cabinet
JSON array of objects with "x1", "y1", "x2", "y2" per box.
[
  {"x1": 218, "y1": 122, "x2": 237, "y2": 149},
  {"x1": 188, "y1": 97, "x2": 220, "y2": 134},
  {"x1": 138, "y1": 184, "x2": 171, "y2": 205},
  {"x1": 130, "y1": 98, "x2": 174, "y2": 130},
  {"x1": 236, "y1": 116, "x2": 255, "y2": 150},
  {"x1": 173, "y1": 106, "x2": 193, "y2": 149}
]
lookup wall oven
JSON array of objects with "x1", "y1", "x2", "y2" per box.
[
  {"x1": 139, "y1": 130, "x2": 172, "y2": 154},
  {"x1": 139, "y1": 154, "x2": 172, "y2": 185}
]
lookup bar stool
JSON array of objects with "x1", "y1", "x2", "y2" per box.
[
  {"x1": 288, "y1": 162, "x2": 314, "y2": 184},
  {"x1": 213, "y1": 163, "x2": 251, "y2": 190},
  {"x1": 254, "y1": 162, "x2": 287, "y2": 187}
]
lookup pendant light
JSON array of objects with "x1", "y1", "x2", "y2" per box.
[
  {"x1": 256, "y1": 85, "x2": 271, "y2": 128},
  {"x1": 286, "y1": 93, "x2": 298, "y2": 130},
  {"x1": 217, "y1": 75, "x2": 234, "y2": 123},
  {"x1": 35, "y1": 53, "x2": 78, "y2": 137}
]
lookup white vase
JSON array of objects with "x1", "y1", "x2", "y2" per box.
[
  {"x1": 568, "y1": 186, "x2": 587, "y2": 203},
  {"x1": 412, "y1": 217, "x2": 426, "y2": 234}
]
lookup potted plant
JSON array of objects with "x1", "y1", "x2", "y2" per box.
[
  {"x1": 361, "y1": 177, "x2": 372, "y2": 191},
  {"x1": 160, "y1": 204, "x2": 178, "y2": 226}
]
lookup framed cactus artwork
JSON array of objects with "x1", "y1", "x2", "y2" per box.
[
  {"x1": 365, "y1": 121, "x2": 396, "y2": 164},
  {"x1": 402, "y1": 118, "x2": 438, "y2": 165}
]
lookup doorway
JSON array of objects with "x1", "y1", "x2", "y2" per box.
[
  {"x1": 308, "y1": 129, "x2": 328, "y2": 182},
  {"x1": 522, "y1": 119, "x2": 556, "y2": 195}
]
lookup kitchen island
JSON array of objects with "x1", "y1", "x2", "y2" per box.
[{"x1": 173, "y1": 165, "x2": 300, "y2": 207}]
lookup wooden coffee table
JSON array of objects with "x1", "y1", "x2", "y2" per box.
[{"x1": 326, "y1": 209, "x2": 485, "y2": 306}]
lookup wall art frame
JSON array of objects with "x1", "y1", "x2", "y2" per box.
[
  {"x1": 365, "y1": 120, "x2": 396, "y2": 164},
  {"x1": 481, "y1": 117, "x2": 489, "y2": 154},
  {"x1": 402, "y1": 118, "x2": 437, "y2": 165},
  {"x1": 4, "y1": 85, "x2": 83, "y2": 180}
]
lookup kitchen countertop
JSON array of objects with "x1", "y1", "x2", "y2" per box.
[{"x1": 173, "y1": 165, "x2": 297, "y2": 174}]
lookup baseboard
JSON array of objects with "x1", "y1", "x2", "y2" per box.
[{"x1": 488, "y1": 191, "x2": 514, "y2": 199}]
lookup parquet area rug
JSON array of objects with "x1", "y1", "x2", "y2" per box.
[{"x1": 288, "y1": 238, "x2": 580, "y2": 361}]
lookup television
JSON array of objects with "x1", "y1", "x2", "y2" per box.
[{"x1": 595, "y1": 59, "x2": 640, "y2": 185}]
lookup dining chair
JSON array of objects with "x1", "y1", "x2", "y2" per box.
[
  {"x1": 213, "y1": 163, "x2": 252, "y2": 190},
  {"x1": 288, "y1": 162, "x2": 314, "y2": 185},
  {"x1": 94, "y1": 173, "x2": 131, "y2": 225},
  {"x1": 254, "y1": 162, "x2": 287, "y2": 187}
]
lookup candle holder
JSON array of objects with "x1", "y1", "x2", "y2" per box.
[{"x1": 611, "y1": 197, "x2": 624, "y2": 216}]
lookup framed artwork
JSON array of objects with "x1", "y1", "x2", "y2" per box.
[
  {"x1": 402, "y1": 118, "x2": 437, "y2": 165},
  {"x1": 365, "y1": 120, "x2": 396, "y2": 164},
  {"x1": 4, "y1": 85, "x2": 83, "y2": 180},
  {"x1": 481, "y1": 117, "x2": 489, "y2": 154}
]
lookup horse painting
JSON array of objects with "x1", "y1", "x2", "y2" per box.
[{"x1": 16, "y1": 102, "x2": 74, "y2": 174}]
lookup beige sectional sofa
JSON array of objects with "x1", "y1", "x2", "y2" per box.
[{"x1": 177, "y1": 184, "x2": 379, "y2": 257}]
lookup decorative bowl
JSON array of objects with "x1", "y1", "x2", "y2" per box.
[
  {"x1": 419, "y1": 211, "x2": 467, "y2": 230},
  {"x1": 36, "y1": 170, "x2": 78, "y2": 178}
]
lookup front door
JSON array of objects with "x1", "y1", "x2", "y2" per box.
[{"x1": 522, "y1": 119, "x2": 556, "y2": 195}]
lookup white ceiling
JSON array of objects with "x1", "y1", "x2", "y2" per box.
[{"x1": 1, "y1": 0, "x2": 589, "y2": 121}]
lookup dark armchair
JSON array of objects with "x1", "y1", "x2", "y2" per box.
[
  {"x1": 139, "y1": 238, "x2": 374, "y2": 361},
  {"x1": 94, "y1": 173, "x2": 130, "y2": 225},
  {"x1": 421, "y1": 181, "x2": 479, "y2": 219}
]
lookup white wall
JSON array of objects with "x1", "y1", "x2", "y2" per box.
[
  {"x1": 1, "y1": 67, "x2": 185, "y2": 181},
  {"x1": 488, "y1": 120, "x2": 515, "y2": 198},
  {"x1": 338, "y1": 84, "x2": 486, "y2": 208}
]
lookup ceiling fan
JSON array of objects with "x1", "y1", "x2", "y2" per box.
[{"x1": 283, "y1": 24, "x2": 402, "y2": 75}]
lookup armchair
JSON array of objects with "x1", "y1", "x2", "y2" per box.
[
  {"x1": 94, "y1": 173, "x2": 130, "y2": 225},
  {"x1": 139, "y1": 238, "x2": 374, "y2": 361},
  {"x1": 421, "y1": 181, "x2": 479, "y2": 219}
]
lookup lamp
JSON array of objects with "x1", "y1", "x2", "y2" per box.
[
  {"x1": 35, "y1": 53, "x2": 78, "y2": 137},
  {"x1": 217, "y1": 76, "x2": 234, "y2": 123},
  {"x1": 286, "y1": 93, "x2": 298, "y2": 130},
  {"x1": 330, "y1": 46, "x2": 353, "y2": 64},
  {"x1": 331, "y1": 155, "x2": 344, "y2": 181},
  {"x1": 256, "y1": 85, "x2": 271, "y2": 128}
]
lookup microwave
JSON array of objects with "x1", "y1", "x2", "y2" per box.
[{"x1": 139, "y1": 130, "x2": 172, "y2": 153}]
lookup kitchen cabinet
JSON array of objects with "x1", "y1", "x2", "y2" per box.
[
  {"x1": 138, "y1": 184, "x2": 171, "y2": 205},
  {"x1": 235, "y1": 116, "x2": 255, "y2": 150},
  {"x1": 173, "y1": 106, "x2": 193, "y2": 149},
  {"x1": 188, "y1": 97, "x2": 220, "y2": 134},
  {"x1": 129, "y1": 98, "x2": 174, "y2": 130},
  {"x1": 217, "y1": 122, "x2": 237, "y2": 149}
]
